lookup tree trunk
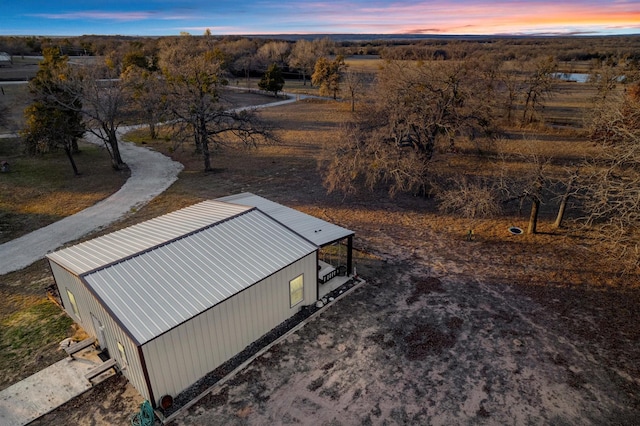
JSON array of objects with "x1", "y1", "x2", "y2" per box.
[
  {"x1": 554, "y1": 172, "x2": 577, "y2": 229},
  {"x1": 105, "y1": 128, "x2": 125, "y2": 170},
  {"x1": 64, "y1": 146, "x2": 80, "y2": 176},
  {"x1": 200, "y1": 120, "x2": 212, "y2": 172},
  {"x1": 149, "y1": 122, "x2": 157, "y2": 139},
  {"x1": 202, "y1": 138, "x2": 211, "y2": 171},
  {"x1": 522, "y1": 88, "x2": 534, "y2": 125},
  {"x1": 553, "y1": 192, "x2": 570, "y2": 229},
  {"x1": 527, "y1": 198, "x2": 540, "y2": 234},
  {"x1": 71, "y1": 138, "x2": 80, "y2": 154}
]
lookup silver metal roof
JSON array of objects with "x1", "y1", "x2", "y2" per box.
[
  {"x1": 52, "y1": 203, "x2": 317, "y2": 345},
  {"x1": 47, "y1": 200, "x2": 251, "y2": 275},
  {"x1": 217, "y1": 193, "x2": 354, "y2": 247}
]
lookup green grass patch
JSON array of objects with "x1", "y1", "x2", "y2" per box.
[{"x1": 0, "y1": 299, "x2": 72, "y2": 364}]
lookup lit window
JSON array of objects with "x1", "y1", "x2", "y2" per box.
[
  {"x1": 66, "y1": 289, "x2": 80, "y2": 319},
  {"x1": 290, "y1": 274, "x2": 304, "y2": 307},
  {"x1": 117, "y1": 342, "x2": 128, "y2": 367}
]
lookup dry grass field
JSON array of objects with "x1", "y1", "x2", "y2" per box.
[{"x1": 3, "y1": 56, "x2": 640, "y2": 424}]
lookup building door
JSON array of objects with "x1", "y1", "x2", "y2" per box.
[{"x1": 91, "y1": 314, "x2": 108, "y2": 350}]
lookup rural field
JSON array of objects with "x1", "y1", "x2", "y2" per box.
[{"x1": 2, "y1": 48, "x2": 640, "y2": 425}]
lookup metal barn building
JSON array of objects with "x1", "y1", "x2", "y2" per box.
[{"x1": 46, "y1": 194, "x2": 354, "y2": 408}]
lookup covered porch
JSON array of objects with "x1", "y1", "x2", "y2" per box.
[
  {"x1": 317, "y1": 237, "x2": 353, "y2": 300},
  {"x1": 318, "y1": 259, "x2": 352, "y2": 299},
  {"x1": 216, "y1": 192, "x2": 356, "y2": 303}
]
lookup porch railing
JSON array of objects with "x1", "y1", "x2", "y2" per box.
[{"x1": 320, "y1": 265, "x2": 347, "y2": 284}]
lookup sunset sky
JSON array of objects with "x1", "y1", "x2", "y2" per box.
[{"x1": 1, "y1": 0, "x2": 639, "y2": 37}]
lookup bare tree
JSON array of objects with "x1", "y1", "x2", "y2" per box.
[
  {"x1": 438, "y1": 176, "x2": 503, "y2": 220},
  {"x1": 497, "y1": 139, "x2": 554, "y2": 234},
  {"x1": 256, "y1": 41, "x2": 290, "y2": 70},
  {"x1": 552, "y1": 167, "x2": 580, "y2": 229},
  {"x1": 342, "y1": 69, "x2": 366, "y2": 112},
  {"x1": 289, "y1": 38, "x2": 333, "y2": 86},
  {"x1": 122, "y1": 65, "x2": 166, "y2": 139},
  {"x1": 288, "y1": 40, "x2": 316, "y2": 86},
  {"x1": 581, "y1": 86, "x2": 640, "y2": 269},
  {"x1": 323, "y1": 59, "x2": 496, "y2": 197},
  {"x1": 497, "y1": 60, "x2": 521, "y2": 124},
  {"x1": 225, "y1": 38, "x2": 259, "y2": 88},
  {"x1": 159, "y1": 37, "x2": 272, "y2": 172},
  {"x1": 520, "y1": 56, "x2": 557, "y2": 125},
  {"x1": 77, "y1": 59, "x2": 129, "y2": 169},
  {"x1": 437, "y1": 176, "x2": 503, "y2": 239},
  {"x1": 32, "y1": 51, "x2": 130, "y2": 170},
  {"x1": 589, "y1": 63, "x2": 621, "y2": 101}
]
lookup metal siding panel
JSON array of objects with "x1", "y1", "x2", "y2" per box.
[
  {"x1": 210, "y1": 306, "x2": 226, "y2": 364},
  {"x1": 248, "y1": 284, "x2": 260, "y2": 342},
  {"x1": 187, "y1": 318, "x2": 205, "y2": 384},
  {"x1": 256, "y1": 280, "x2": 267, "y2": 336},
  {"x1": 171, "y1": 324, "x2": 191, "y2": 394},
  {"x1": 235, "y1": 295, "x2": 250, "y2": 349},
  {"x1": 196, "y1": 314, "x2": 214, "y2": 374},
  {"x1": 229, "y1": 297, "x2": 244, "y2": 357},
  {"x1": 265, "y1": 272, "x2": 279, "y2": 327},
  {"x1": 143, "y1": 337, "x2": 166, "y2": 403},
  {"x1": 259, "y1": 274, "x2": 279, "y2": 337},
  {"x1": 149, "y1": 336, "x2": 174, "y2": 402},
  {"x1": 167, "y1": 331, "x2": 186, "y2": 397},
  {"x1": 49, "y1": 261, "x2": 151, "y2": 402},
  {"x1": 216, "y1": 302, "x2": 232, "y2": 361}
]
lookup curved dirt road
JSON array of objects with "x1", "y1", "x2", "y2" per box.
[{"x1": 0, "y1": 126, "x2": 184, "y2": 275}]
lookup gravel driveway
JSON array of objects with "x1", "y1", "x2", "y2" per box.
[{"x1": 0, "y1": 126, "x2": 183, "y2": 275}]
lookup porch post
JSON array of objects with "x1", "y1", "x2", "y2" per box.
[
  {"x1": 315, "y1": 250, "x2": 320, "y2": 301},
  {"x1": 347, "y1": 235, "x2": 353, "y2": 275}
]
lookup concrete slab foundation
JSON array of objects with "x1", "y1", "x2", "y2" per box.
[{"x1": 0, "y1": 347, "x2": 114, "y2": 426}]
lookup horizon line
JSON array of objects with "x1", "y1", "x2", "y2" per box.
[{"x1": 3, "y1": 32, "x2": 640, "y2": 39}]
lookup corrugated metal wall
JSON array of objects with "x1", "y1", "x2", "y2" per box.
[
  {"x1": 49, "y1": 261, "x2": 152, "y2": 402},
  {"x1": 141, "y1": 252, "x2": 317, "y2": 403}
]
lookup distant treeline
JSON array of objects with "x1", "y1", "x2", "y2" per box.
[{"x1": 2, "y1": 34, "x2": 640, "y2": 64}]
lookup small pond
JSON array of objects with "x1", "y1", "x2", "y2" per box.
[{"x1": 551, "y1": 72, "x2": 590, "y2": 83}]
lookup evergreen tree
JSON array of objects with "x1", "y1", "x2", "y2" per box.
[
  {"x1": 258, "y1": 63, "x2": 285, "y2": 97},
  {"x1": 22, "y1": 48, "x2": 85, "y2": 175}
]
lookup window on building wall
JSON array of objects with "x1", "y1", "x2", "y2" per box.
[
  {"x1": 290, "y1": 274, "x2": 304, "y2": 307},
  {"x1": 66, "y1": 289, "x2": 80, "y2": 319},
  {"x1": 117, "y1": 341, "x2": 128, "y2": 368}
]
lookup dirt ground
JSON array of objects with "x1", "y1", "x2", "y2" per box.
[
  {"x1": 33, "y1": 213, "x2": 640, "y2": 425},
  {"x1": 28, "y1": 375, "x2": 144, "y2": 426},
  {"x1": 22, "y1": 99, "x2": 640, "y2": 425},
  {"x1": 161, "y1": 193, "x2": 640, "y2": 425}
]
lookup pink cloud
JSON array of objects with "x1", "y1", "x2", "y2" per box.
[{"x1": 272, "y1": 0, "x2": 640, "y2": 35}]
